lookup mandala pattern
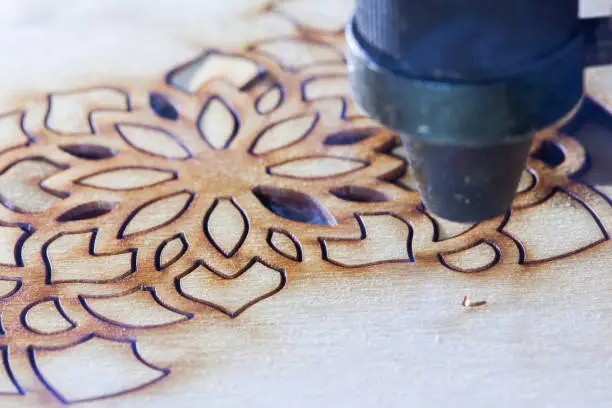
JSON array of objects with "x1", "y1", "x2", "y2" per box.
[{"x1": 0, "y1": 11, "x2": 611, "y2": 404}]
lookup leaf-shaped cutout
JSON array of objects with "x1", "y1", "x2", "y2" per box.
[
  {"x1": 155, "y1": 233, "x2": 188, "y2": 271},
  {"x1": 268, "y1": 156, "x2": 368, "y2": 179},
  {"x1": 0, "y1": 158, "x2": 67, "y2": 213},
  {"x1": 59, "y1": 144, "x2": 118, "y2": 160},
  {"x1": 28, "y1": 335, "x2": 169, "y2": 404},
  {"x1": 330, "y1": 186, "x2": 390, "y2": 203},
  {"x1": 321, "y1": 214, "x2": 414, "y2": 267},
  {"x1": 0, "y1": 111, "x2": 30, "y2": 154},
  {"x1": 176, "y1": 260, "x2": 285, "y2": 318},
  {"x1": 44, "y1": 231, "x2": 136, "y2": 284},
  {"x1": 253, "y1": 186, "x2": 337, "y2": 226},
  {"x1": 168, "y1": 50, "x2": 263, "y2": 93},
  {"x1": 323, "y1": 127, "x2": 378, "y2": 146},
  {"x1": 0, "y1": 223, "x2": 32, "y2": 266},
  {"x1": 22, "y1": 298, "x2": 76, "y2": 335},
  {"x1": 116, "y1": 123, "x2": 191, "y2": 159},
  {"x1": 119, "y1": 191, "x2": 195, "y2": 238},
  {"x1": 267, "y1": 229, "x2": 302, "y2": 261},
  {"x1": 254, "y1": 39, "x2": 344, "y2": 70},
  {"x1": 255, "y1": 84, "x2": 283, "y2": 114},
  {"x1": 149, "y1": 92, "x2": 179, "y2": 120},
  {"x1": 0, "y1": 346, "x2": 23, "y2": 394},
  {"x1": 197, "y1": 97, "x2": 238, "y2": 150},
  {"x1": 204, "y1": 198, "x2": 249, "y2": 258},
  {"x1": 76, "y1": 167, "x2": 176, "y2": 190},
  {"x1": 302, "y1": 75, "x2": 349, "y2": 101},
  {"x1": 46, "y1": 88, "x2": 129, "y2": 135},
  {"x1": 250, "y1": 113, "x2": 318, "y2": 155},
  {"x1": 0, "y1": 278, "x2": 22, "y2": 299},
  {"x1": 80, "y1": 287, "x2": 192, "y2": 329},
  {"x1": 439, "y1": 241, "x2": 500, "y2": 273},
  {"x1": 502, "y1": 190, "x2": 607, "y2": 263},
  {"x1": 56, "y1": 201, "x2": 118, "y2": 223}
]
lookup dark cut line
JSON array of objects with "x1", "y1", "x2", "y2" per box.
[
  {"x1": 266, "y1": 228, "x2": 303, "y2": 262},
  {"x1": 0, "y1": 110, "x2": 36, "y2": 155},
  {"x1": 43, "y1": 87, "x2": 133, "y2": 136},
  {"x1": 319, "y1": 212, "x2": 415, "y2": 268},
  {"x1": 415, "y1": 203, "x2": 479, "y2": 243},
  {"x1": 56, "y1": 201, "x2": 119, "y2": 223},
  {"x1": 78, "y1": 286, "x2": 193, "y2": 330},
  {"x1": 248, "y1": 112, "x2": 320, "y2": 156},
  {"x1": 255, "y1": 83, "x2": 285, "y2": 115},
  {"x1": 175, "y1": 257, "x2": 287, "y2": 318},
  {"x1": 0, "y1": 221, "x2": 35, "y2": 268},
  {"x1": 28, "y1": 334, "x2": 170, "y2": 405},
  {"x1": 155, "y1": 233, "x2": 189, "y2": 271},
  {"x1": 59, "y1": 144, "x2": 118, "y2": 161},
  {"x1": 117, "y1": 190, "x2": 196, "y2": 239},
  {"x1": 74, "y1": 166, "x2": 178, "y2": 192},
  {"x1": 0, "y1": 277, "x2": 23, "y2": 300},
  {"x1": 114, "y1": 123, "x2": 193, "y2": 160},
  {"x1": 20, "y1": 297, "x2": 78, "y2": 335},
  {"x1": 437, "y1": 240, "x2": 502, "y2": 273},
  {"x1": 149, "y1": 92, "x2": 179, "y2": 121},
  {"x1": 203, "y1": 197, "x2": 250, "y2": 258},
  {"x1": 499, "y1": 188, "x2": 610, "y2": 265},
  {"x1": 197, "y1": 96, "x2": 240, "y2": 150},
  {"x1": 0, "y1": 345, "x2": 25, "y2": 395},
  {"x1": 42, "y1": 228, "x2": 138, "y2": 285},
  {"x1": 300, "y1": 74, "x2": 347, "y2": 102},
  {"x1": 266, "y1": 155, "x2": 370, "y2": 180},
  {"x1": 0, "y1": 156, "x2": 70, "y2": 214}
]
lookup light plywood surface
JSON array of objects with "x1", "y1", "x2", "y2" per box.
[{"x1": 0, "y1": 1, "x2": 611, "y2": 407}]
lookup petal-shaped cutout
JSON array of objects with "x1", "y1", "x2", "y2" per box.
[
  {"x1": 0, "y1": 346, "x2": 23, "y2": 395},
  {"x1": 253, "y1": 186, "x2": 337, "y2": 226},
  {"x1": 168, "y1": 51, "x2": 263, "y2": 93},
  {"x1": 302, "y1": 75, "x2": 349, "y2": 101},
  {"x1": 80, "y1": 287, "x2": 192, "y2": 329},
  {"x1": 439, "y1": 241, "x2": 500, "y2": 273},
  {"x1": 0, "y1": 278, "x2": 22, "y2": 299},
  {"x1": 46, "y1": 88, "x2": 129, "y2": 135},
  {"x1": 119, "y1": 191, "x2": 195, "y2": 238},
  {"x1": 149, "y1": 92, "x2": 179, "y2": 121},
  {"x1": 44, "y1": 231, "x2": 136, "y2": 284},
  {"x1": 197, "y1": 97, "x2": 238, "y2": 150},
  {"x1": 323, "y1": 127, "x2": 378, "y2": 146},
  {"x1": 254, "y1": 39, "x2": 344, "y2": 70},
  {"x1": 116, "y1": 123, "x2": 191, "y2": 159},
  {"x1": 321, "y1": 214, "x2": 414, "y2": 267},
  {"x1": 267, "y1": 229, "x2": 302, "y2": 261},
  {"x1": 56, "y1": 201, "x2": 118, "y2": 223},
  {"x1": 59, "y1": 144, "x2": 118, "y2": 160},
  {"x1": 204, "y1": 198, "x2": 249, "y2": 258},
  {"x1": 268, "y1": 156, "x2": 368, "y2": 179},
  {"x1": 76, "y1": 166, "x2": 176, "y2": 190},
  {"x1": 29, "y1": 335, "x2": 169, "y2": 404},
  {"x1": 155, "y1": 233, "x2": 189, "y2": 271},
  {"x1": 255, "y1": 83, "x2": 283, "y2": 114},
  {"x1": 22, "y1": 297, "x2": 76, "y2": 335},
  {"x1": 176, "y1": 260, "x2": 285, "y2": 318},
  {"x1": 0, "y1": 158, "x2": 67, "y2": 213},
  {"x1": 329, "y1": 186, "x2": 390, "y2": 203},
  {"x1": 250, "y1": 113, "x2": 318, "y2": 155},
  {"x1": 0, "y1": 111, "x2": 30, "y2": 154},
  {"x1": 503, "y1": 190, "x2": 608, "y2": 263},
  {"x1": 0, "y1": 223, "x2": 32, "y2": 267}
]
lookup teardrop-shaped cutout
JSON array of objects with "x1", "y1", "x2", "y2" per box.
[
  {"x1": 116, "y1": 123, "x2": 191, "y2": 159},
  {"x1": 253, "y1": 186, "x2": 337, "y2": 226},
  {"x1": 439, "y1": 241, "x2": 500, "y2": 273},
  {"x1": 155, "y1": 233, "x2": 189, "y2": 271},
  {"x1": 149, "y1": 92, "x2": 179, "y2": 120},
  {"x1": 255, "y1": 84, "x2": 283, "y2": 114},
  {"x1": 267, "y1": 229, "x2": 302, "y2": 261},
  {"x1": 57, "y1": 201, "x2": 118, "y2": 222},
  {"x1": 250, "y1": 113, "x2": 318, "y2": 155},
  {"x1": 59, "y1": 144, "x2": 118, "y2": 160},
  {"x1": 22, "y1": 297, "x2": 77, "y2": 335},
  {"x1": 204, "y1": 198, "x2": 249, "y2": 258},
  {"x1": 329, "y1": 186, "x2": 390, "y2": 203},
  {"x1": 323, "y1": 128, "x2": 378, "y2": 146},
  {"x1": 76, "y1": 167, "x2": 176, "y2": 190},
  {"x1": 198, "y1": 97, "x2": 239, "y2": 150},
  {"x1": 268, "y1": 156, "x2": 368, "y2": 179}
]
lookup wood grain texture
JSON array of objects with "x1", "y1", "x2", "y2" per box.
[{"x1": 0, "y1": 1, "x2": 611, "y2": 407}]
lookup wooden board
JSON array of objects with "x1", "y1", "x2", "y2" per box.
[{"x1": 0, "y1": 1, "x2": 611, "y2": 406}]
